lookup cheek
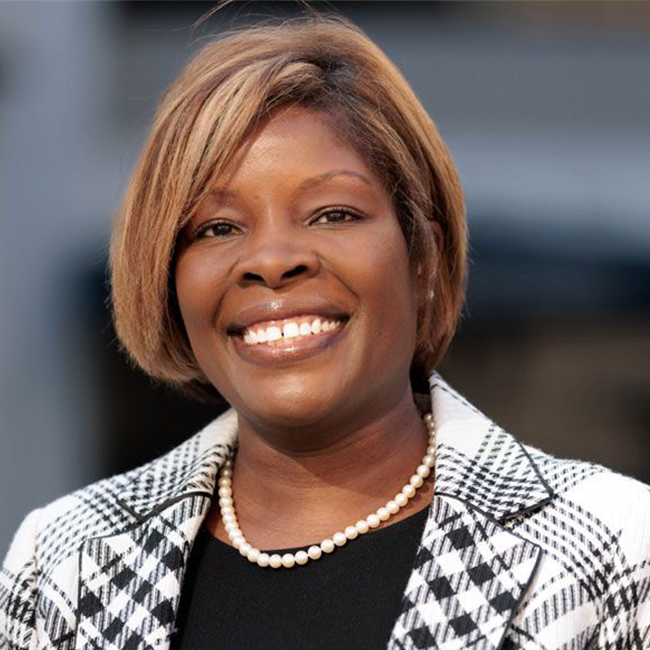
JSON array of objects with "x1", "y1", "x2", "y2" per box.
[
  {"x1": 174, "y1": 252, "x2": 226, "y2": 338},
  {"x1": 357, "y1": 225, "x2": 416, "y2": 310},
  {"x1": 334, "y1": 221, "x2": 418, "y2": 343}
]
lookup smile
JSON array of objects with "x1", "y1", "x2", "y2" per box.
[{"x1": 229, "y1": 314, "x2": 349, "y2": 365}]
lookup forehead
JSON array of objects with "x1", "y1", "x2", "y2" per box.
[{"x1": 217, "y1": 106, "x2": 382, "y2": 193}]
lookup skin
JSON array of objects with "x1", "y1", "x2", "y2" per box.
[{"x1": 174, "y1": 106, "x2": 435, "y2": 550}]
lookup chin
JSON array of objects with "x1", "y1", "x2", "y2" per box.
[{"x1": 236, "y1": 374, "x2": 344, "y2": 430}]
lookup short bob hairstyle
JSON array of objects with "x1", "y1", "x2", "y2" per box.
[{"x1": 110, "y1": 16, "x2": 467, "y2": 402}]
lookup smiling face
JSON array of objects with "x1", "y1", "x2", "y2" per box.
[{"x1": 174, "y1": 107, "x2": 420, "y2": 434}]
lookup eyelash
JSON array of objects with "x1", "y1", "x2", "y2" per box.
[{"x1": 192, "y1": 208, "x2": 361, "y2": 240}]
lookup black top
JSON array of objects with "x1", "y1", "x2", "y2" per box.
[{"x1": 170, "y1": 505, "x2": 430, "y2": 650}]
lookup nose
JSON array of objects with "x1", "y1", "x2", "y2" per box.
[{"x1": 234, "y1": 232, "x2": 321, "y2": 289}]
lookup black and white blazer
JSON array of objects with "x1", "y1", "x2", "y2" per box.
[{"x1": 2, "y1": 374, "x2": 649, "y2": 649}]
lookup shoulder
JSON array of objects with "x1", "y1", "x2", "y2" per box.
[
  {"x1": 4, "y1": 410, "x2": 236, "y2": 573},
  {"x1": 525, "y1": 442, "x2": 650, "y2": 536},
  {"x1": 3, "y1": 458, "x2": 153, "y2": 574},
  {"x1": 0, "y1": 459, "x2": 158, "y2": 647}
]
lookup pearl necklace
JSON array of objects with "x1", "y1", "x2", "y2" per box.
[{"x1": 217, "y1": 412, "x2": 436, "y2": 569}]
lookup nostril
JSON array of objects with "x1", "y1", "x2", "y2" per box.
[
  {"x1": 239, "y1": 262, "x2": 313, "y2": 287},
  {"x1": 283, "y1": 265, "x2": 308, "y2": 280},
  {"x1": 243, "y1": 271, "x2": 265, "y2": 283}
]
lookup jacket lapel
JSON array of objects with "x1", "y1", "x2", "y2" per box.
[
  {"x1": 389, "y1": 374, "x2": 553, "y2": 650},
  {"x1": 73, "y1": 411, "x2": 237, "y2": 650}
]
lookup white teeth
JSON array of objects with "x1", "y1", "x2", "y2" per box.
[
  {"x1": 266, "y1": 326, "x2": 282, "y2": 342},
  {"x1": 283, "y1": 322, "x2": 300, "y2": 339},
  {"x1": 240, "y1": 316, "x2": 344, "y2": 346}
]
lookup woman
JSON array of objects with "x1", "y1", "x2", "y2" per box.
[{"x1": 1, "y1": 16, "x2": 649, "y2": 650}]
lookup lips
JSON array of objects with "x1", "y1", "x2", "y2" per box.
[
  {"x1": 230, "y1": 320, "x2": 348, "y2": 366},
  {"x1": 224, "y1": 299, "x2": 351, "y2": 366}
]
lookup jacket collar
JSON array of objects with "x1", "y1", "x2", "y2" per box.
[
  {"x1": 430, "y1": 373, "x2": 554, "y2": 520},
  {"x1": 115, "y1": 372, "x2": 553, "y2": 524},
  {"x1": 115, "y1": 409, "x2": 238, "y2": 521}
]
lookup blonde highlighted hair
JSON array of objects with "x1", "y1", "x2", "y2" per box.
[{"x1": 110, "y1": 16, "x2": 467, "y2": 401}]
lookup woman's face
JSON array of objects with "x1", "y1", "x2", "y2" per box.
[{"x1": 175, "y1": 106, "x2": 420, "y2": 433}]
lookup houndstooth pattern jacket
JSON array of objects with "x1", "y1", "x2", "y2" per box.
[{"x1": 1, "y1": 374, "x2": 650, "y2": 649}]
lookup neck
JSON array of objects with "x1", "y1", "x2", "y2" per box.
[{"x1": 205, "y1": 386, "x2": 434, "y2": 550}]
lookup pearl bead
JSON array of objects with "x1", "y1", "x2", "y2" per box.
[
  {"x1": 222, "y1": 513, "x2": 236, "y2": 525},
  {"x1": 321, "y1": 539, "x2": 335, "y2": 553},
  {"x1": 402, "y1": 484, "x2": 416, "y2": 499},
  {"x1": 220, "y1": 467, "x2": 232, "y2": 477},
  {"x1": 344, "y1": 525, "x2": 358, "y2": 540},
  {"x1": 257, "y1": 553, "x2": 270, "y2": 567},
  {"x1": 221, "y1": 506, "x2": 234, "y2": 517},
  {"x1": 232, "y1": 536, "x2": 244, "y2": 549},
  {"x1": 218, "y1": 477, "x2": 230, "y2": 488},
  {"x1": 239, "y1": 542, "x2": 252, "y2": 557},
  {"x1": 386, "y1": 500, "x2": 400, "y2": 514},
  {"x1": 426, "y1": 445, "x2": 436, "y2": 456},
  {"x1": 416, "y1": 464, "x2": 431, "y2": 478},
  {"x1": 219, "y1": 495, "x2": 232, "y2": 506},
  {"x1": 333, "y1": 532, "x2": 347, "y2": 547},
  {"x1": 308, "y1": 545, "x2": 322, "y2": 560},
  {"x1": 377, "y1": 507, "x2": 390, "y2": 522},
  {"x1": 281, "y1": 553, "x2": 295, "y2": 568},
  {"x1": 355, "y1": 520, "x2": 370, "y2": 534},
  {"x1": 269, "y1": 554, "x2": 282, "y2": 569},
  {"x1": 423, "y1": 454, "x2": 435, "y2": 468},
  {"x1": 395, "y1": 493, "x2": 408, "y2": 507},
  {"x1": 424, "y1": 413, "x2": 434, "y2": 426},
  {"x1": 367, "y1": 514, "x2": 380, "y2": 528},
  {"x1": 247, "y1": 548, "x2": 260, "y2": 563},
  {"x1": 295, "y1": 550, "x2": 309, "y2": 565},
  {"x1": 218, "y1": 486, "x2": 231, "y2": 498},
  {"x1": 410, "y1": 474, "x2": 424, "y2": 488}
]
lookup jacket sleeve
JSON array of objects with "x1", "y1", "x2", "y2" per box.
[
  {"x1": 598, "y1": 483, "x2": 650, "y2": 649},
  {"x1": 0, "y1": 508, "x2": 41, "y2": 650}
]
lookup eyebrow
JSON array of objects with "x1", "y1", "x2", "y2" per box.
[
  {"x1": 297, "y1": 170, "x2": 373, "y2": 192},
  {"x1": 208, "y1": 170, "x2": 373, "y2": 199}
]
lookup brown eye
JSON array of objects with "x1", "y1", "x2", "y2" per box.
[
  {"x1": 311, "y1": 209, "x2": 361, "y2": 225},
  {"x1": 194, "y1": 220, "x2": 239, "y2": 239}
]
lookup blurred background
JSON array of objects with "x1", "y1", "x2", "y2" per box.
[{"x1": 1, "y1": 1, "x2": 649, "y2": 554}]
